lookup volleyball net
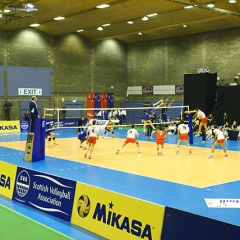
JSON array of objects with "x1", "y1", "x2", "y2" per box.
[{"x1": 43, "y1": 104, "x2": 191, "y2": 131}]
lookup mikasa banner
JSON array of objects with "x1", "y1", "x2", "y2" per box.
[{"x1": 0, "y1": 121, "x2": 20, "y2": 133}]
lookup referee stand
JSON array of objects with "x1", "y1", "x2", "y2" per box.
[{"x1": 24, "y1": 118, "x2": 46, "y2": 162}]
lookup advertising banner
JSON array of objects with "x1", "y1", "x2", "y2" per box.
[
  {"x1": 0, "y1": 161, "x2": 17, "y2": 199},
  {"x1": 12, "y1": 167, "x2": 76, "y2": 222},
  {"x1": 0, "y1": 120, "x2": 20, "y2": 133},
  {"x1": 71, "y1": 182, "x2": 165, "y2": 240},
  {"x1": 142, "y1": 86, "x2": 153, "y2": 95},
  {"x1": 20, "y1": 120, "x2": 30, "y2": 131}
]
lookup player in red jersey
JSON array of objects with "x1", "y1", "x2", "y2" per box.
[{"x1": 151, "y1": 126, "x2": 167, "y2": 155}]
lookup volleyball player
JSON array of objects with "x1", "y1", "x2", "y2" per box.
[
  {"x1": 102, "y1": 120, "x2": 114, "y2": 138},
  {"x1": 78, "y1": 125, "x2": 89, "y2": 149},
  {"x1": 84, "y1": 120, "x2": 99, "y2": 159},
  {"x1": 143, "y1": 99, "x2": 163, "y2": 135},
  {"x1": 116, "y1": 124, "x2": 141, "y2": 154},
  {"x1": 151, "y1": 126, "x2": 167, "y2": 155},
  {"x1": 176, "y1": 120, "x2": 192, "y2": 154},
  {"x1": 45, "y1": 122, "x2": 58, "y2": 148},
  {"x1": 185, "y1": 108, "x2": 208, "y2": 136},
  {"x1": 161, "y1": 98, "x2": 174, "y2": 122},
  {"x1": 207, "y1": 126, "x2": 228, "y2": 158}
]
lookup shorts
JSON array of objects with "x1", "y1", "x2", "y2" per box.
[
  {"x1": 180, "y1": 133, "x2": 188, "y2": 141},
  {"x1": 201, "y1": 117, "x2": 208, "y2": 124},
  {"x1": 217, "y1": 139, "x2": 224, "y2": 144},
  {"x1": 125, "y1": 138, "x2": 136, "y2": 144},
  {"x1": 88, "y1": 137, "x2": 97, "y2": 144},
  {"x1": 143, "y1": 114, "x2": 150, "y2": 121},
  {"x1": 156, "y1": 139, "x2": 164, "y2": 145},
  {"x1": 161, "y1": 114, "x2": 167, "y2": 122},
  {"x1": 79, "y1": 138, "x2": 86, "y2": 143}
]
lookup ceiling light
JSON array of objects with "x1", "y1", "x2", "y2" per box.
[
  {"x1": 97, "y1": 27, "x2": 103, "y2": 31},
  {"x1": 184, "y1": 5, "x2": 193, "y2": 9},
  {"x1": 138, "y1": 32, "x2": 142, "y2": 35},
  {"x1": 30, "y1": 23, "x2": 40, "y2": 27},
  {"x1": 26, "y1": 3, "x2": 34, "y2": 8},
  {"x1": 96, "y1": 4, "x2": 110, "y2": 9},
  {"x1": 127, "y1": 21, "x2": 134, "y2": 24},
  {"x1": 53, "y1": 16, "x2": 65, "y2": 21},
  {"x1": 102, "y1": 23, "x2": 110, "y2": 27},
  {"x1": 3, "y1": 9, "x2": 11, "y2": 13},
  {"x1": 228, "y1": 0, "x2": 236, "y2": 3},
  {"x1": 141, "y1": 16, "x2": 149, "y2": 21},
  {"x1": 147, "y1": 13, "x2": 157, "y2": 17},
  {"x1": 183, "y1": 25, "x2": 187, "y2": 28},
  {"x1": 207, "y1": 3, "x2": 215, "y2": 8},
  {"x1": 77, "y1": 29, "x2": 84, "y2": 32}
]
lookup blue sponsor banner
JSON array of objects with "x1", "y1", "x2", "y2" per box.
[
  {"x1": 20, "y1": 120, "x2": 30, "y2": 131},
  {"x1": 12, "y1": 167, "x2": 76, "y2": 222},
  {"x1": 107, "y1": 93, "x2": 114, "y2": 108}
]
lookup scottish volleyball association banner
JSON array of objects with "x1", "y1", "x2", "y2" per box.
[
  {"x1": 87, "y1": 92, "x2": 114, "y2": 119},
  {"x1": 12, "y1": 167, "x2": 76, "y2": 222}
]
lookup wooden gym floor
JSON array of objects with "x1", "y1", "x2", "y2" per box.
[{"x1": 1, "y1": 128, "x2": 240, "y2": 239}]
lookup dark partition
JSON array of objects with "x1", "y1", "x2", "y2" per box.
[{"x1": 184, "y1": 73, "x2": 217, "y2": 116}]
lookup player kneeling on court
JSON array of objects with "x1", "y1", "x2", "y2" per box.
[
  {"x1": 151, "y1": 126, "x2": 167, "y2": 155},
  {"x1": 84, "y1": 120, "x2": 99, "y2": 159},
  {"x1": 102, "y1": 120, "x2": 114, "y2": 138},
  {"x1": 78, "y1": 125, "x2": 89, "y2": 149},
  {"x1": 176, "y1": 120, "x2": 192, "y2": 154},
  {"x1": 116, "y1": 124, "x2": 141, "y2": 154},
  {"x1": 207, "y1": 125, "x2": 228, "y2": 158},
  {"x1": 45, "y1": 122, "x2": 58, "y2": 148}
]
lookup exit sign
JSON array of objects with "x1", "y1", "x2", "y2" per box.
[{"x1": 18, "y1": 88, "x2": 42, "y2": 96}]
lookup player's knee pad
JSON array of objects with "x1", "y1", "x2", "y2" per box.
[
  {"x1": 48, "y1": 138, "x2": 51, "y2": 142},
  {"x1": 53, "y1": 137, "x2": 55, "y2": 140},
  {"x1": 112, "y1": 131, "x2": 114, "y2": 134}
]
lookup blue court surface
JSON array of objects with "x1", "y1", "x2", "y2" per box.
[{"x1": 1, "y1": 128, "x2": 240, "y2": 239}]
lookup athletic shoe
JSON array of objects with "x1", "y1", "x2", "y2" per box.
[
  {"x1": 158, "y1": 152, "x2": 162, "y2": 155},
  {"x1": 80, "y1": 146, "x2": 83, "y2": 148},
  {"x1": 84, "y1": 153, "x2": 87, "y2": 158},
  {"x1": 207, "y1": 154, "x2": 213, "y2": 159},
  {"x1": 176, "y1": 149, "x2": 179, "y2": 155},
  {"x1": 46, "y1": 145, "x2": 49, "y2": 148},
  {"x1": 102, "y1": 136, "x2": 105, "y2": 138},
  {"x1": 116, "y1": 150, "x2": 120, "y2": 154},
  {"x1": 84, "y1": 147, "x2": 87, "y2": 150},
  {"x1": 224, "y1": 153, "x2": 228, "y2": 157},
  {"x1": 54, "y1": 142, "x2": 58, "y2": 145},
  {"x1": 88, "y1": 155, "x2": 91, "y2": 159},
  {"x1": 138, "y1": 149, "x2": 141, "y2": 153},
  {"x1": 189, "y1": 149, "x2": 192, "y2": 154}
]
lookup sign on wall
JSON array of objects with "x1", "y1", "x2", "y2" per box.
[{"x1": 18, "y1": 88, "x2": 42, "y2": 96}]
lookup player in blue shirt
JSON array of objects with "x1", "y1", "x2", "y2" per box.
[
  {"x1": 143, "y1": 99, "x2": 164, "y2": 135},
  {"x1": 78, "y1": 125, "x2": 89, "y2": 149}
]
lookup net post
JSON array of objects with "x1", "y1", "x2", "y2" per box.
[
  {"x1": 188, "y1": 113, "x2": 193, "y2": 144},
  {"x1": 57, "y1": 109, "x2": 60, "y2": 128}
]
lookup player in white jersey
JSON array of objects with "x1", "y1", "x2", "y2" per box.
[
  {"x1": 185, "y1": 108, "x2": 208, "y2": 136},
  {"x1": 176, "y1": 120, "x2": 192, "y2": 154},
  {"x1": 207, "y1": 126, "x2": 228, "y2": 158},
  {"x1": 84, "y1": 120, "x2": 99, "y2": 159},
  {"x1": 116, "y1": 124, "x2": 141, "y2": 154}
]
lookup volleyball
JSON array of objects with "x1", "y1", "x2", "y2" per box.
[{"x1": 77, "y1": 195, "x2": 91, "y2": 218}]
